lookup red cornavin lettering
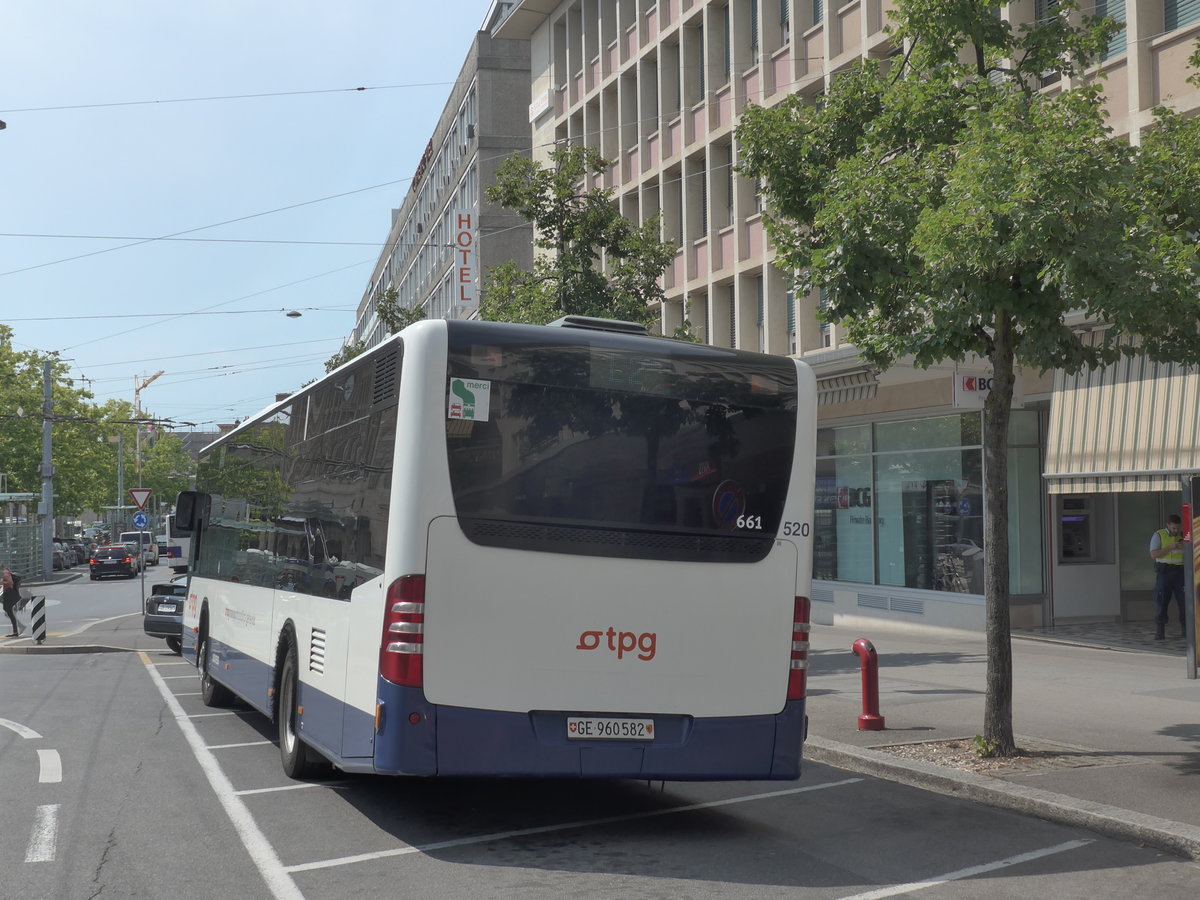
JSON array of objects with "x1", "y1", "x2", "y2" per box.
[{"x1": 576, "y1": 627, "x2": 656, "y2": 660}]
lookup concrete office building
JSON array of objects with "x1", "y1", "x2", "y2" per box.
[
  {"x1": 349, "y1": 1, "x2": 533, "y2": 349},
  {"x1": 496, "y1": 0, "x2": 1200, "y2": 633}
]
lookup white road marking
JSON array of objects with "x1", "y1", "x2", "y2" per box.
[
  {"x1": 285, "y1": 778, "x2": 863, "y2": 874},
  {"x1": 236, "y1": 783, "x2": 326, "y2": 796},
  {"x1": 174, "y1": 691, "x2": 203, "y2": 697},
  {"x1": 160, "y1": 674, "x2": 197, "y2": 680},
  {"x1": 0, "y1": 718, "x2": 42, "y2": 739},
  {"x1": 53, "y1": 611, "x2": 140, "y2": 637},
  {"x1": 188, "y1": 711, "x2": 240, "y2": 718},
  {"x1": 38, "y1": 749, "x2": 62, "y2": 783},
  {"x1": 208, "y1": 740, "x2": 273, "y2": 750},
  {"x1": 836, "y1": 839, "x2": 1094, "y2": 900},
  {"x1": 140, "y1": 652, "x2": 304, "y2": 900},
  {"x1": 25, "y1": 804, "x2": 59, "y2": 863}
]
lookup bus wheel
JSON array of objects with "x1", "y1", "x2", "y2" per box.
[
  {"x1": 198, "y1": 632, "x2": 234, "y2": 707},
  {"x1": 278, "y1": 644, "x2": 327, "y2": 779}
]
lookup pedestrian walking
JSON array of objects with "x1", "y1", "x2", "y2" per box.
[
  {"x1": 1149, "y1": 514, "x2": 1187, "y2": 640},
  {"x1": 2, "y1": 563, "x2": 23, "y2": 637}
]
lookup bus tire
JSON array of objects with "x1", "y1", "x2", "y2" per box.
[
  {"x1": 278, "y1": 644, "x2": 327, "y2": 779},
  {"x1": 198, "y1": 631, "x2": 234, "y2": 707}
]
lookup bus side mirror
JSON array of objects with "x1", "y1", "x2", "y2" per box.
[{"x1": 173, "y1": 491, "x2": 210, "y2": 536}]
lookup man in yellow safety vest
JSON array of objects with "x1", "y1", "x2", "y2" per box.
[{"x1": 1149, "y1": 514, "x2": 1186, "y2": 641}]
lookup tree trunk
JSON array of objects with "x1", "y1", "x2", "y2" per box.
[{"x1": 982, "y1": 311, "x2": 1017, "y2": 756}]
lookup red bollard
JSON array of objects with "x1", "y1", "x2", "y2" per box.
[{"x1": 852, "y1": 638, "x2": 885, "y2": 731}]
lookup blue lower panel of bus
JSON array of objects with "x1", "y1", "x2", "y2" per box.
[{"x1": 372, "y1": 679, "x2": 807, "y2": 780}]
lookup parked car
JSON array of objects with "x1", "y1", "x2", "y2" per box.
[
  {"x1": 89, "y1": 544, "x2": 140, "y2": 579},
  {"x1": 53, "y1": 540, "x2": 76, "y2": 567},
  {"x1": 52, "y1": 546, "x2": 66, "y2": 570},
  {"x1": 144, "y1": 578, "x2": 187, "y2": 653}
]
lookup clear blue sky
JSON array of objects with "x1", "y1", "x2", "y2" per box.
[{"x1": 1, "y1": 1, "x2": 496, "y2": 429}]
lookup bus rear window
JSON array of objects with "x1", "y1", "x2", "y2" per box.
[{"x1": 445, "y1": 327, "x2": 798, "y2": 562}]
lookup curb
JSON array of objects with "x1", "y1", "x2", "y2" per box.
[{"x1": 806, "y1": 735, "x2": 1200, "y2": 861}]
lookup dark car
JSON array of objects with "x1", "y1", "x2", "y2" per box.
[
  {"x1": 144, "y1": 580, "x2": 187, "y2": 653},
  {"x1": 89, "y1": 544, "x2": 139, "y2": 579}
]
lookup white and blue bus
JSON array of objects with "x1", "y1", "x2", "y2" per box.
[
  {"x1": 175, "y1": 316, "x2": 815, "y2": 780},
  {"x1": 160, "y1": 513, "x2": 191, "y2": 574}
]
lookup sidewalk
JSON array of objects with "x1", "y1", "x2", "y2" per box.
[{"x1": 805, "y1": 619, "x2": 1200, "y2": 860}]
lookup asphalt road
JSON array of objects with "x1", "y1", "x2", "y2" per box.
[{"x1": 1, "y1": 590, "x2": 1197, "y2": 898}]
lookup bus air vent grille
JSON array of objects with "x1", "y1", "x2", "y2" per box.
[
  {"x1": 309, "y1": 627, "x2": 327, "y2": 674},
  {"x1": 459, "y1": 518, "x2": 773, "y2": 563},
  {"x1": 373, "y1": 348, "x2": 399, "y2": 405}
]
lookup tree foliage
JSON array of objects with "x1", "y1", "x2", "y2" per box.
[
  {"x1": 480, "y1": 144, "x2": 675, "y2": 327},
  {"x1": 325, "y1": 288, "x2": 425, "y2": 372},
  {"x1": 737, "y1": 0, "x2": 1200, "y2": 754},
  {"x1": 0, "y1": 326, "x2": 197, "y2": 523}
]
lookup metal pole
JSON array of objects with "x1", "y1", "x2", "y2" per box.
[
  {"x1": 40, "y1": 359, "x2": 53, "y2": 578},
  {"x1": 117, "y1": 433, "x2": 124, "y2": 530},
  {"x1": 1186, "y1": 476, "x2": 1197, "y2": 680}
]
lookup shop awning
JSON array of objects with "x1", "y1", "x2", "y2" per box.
[{"x1": 1044, "y1": 352, "x2": 1200, "y2": 494}]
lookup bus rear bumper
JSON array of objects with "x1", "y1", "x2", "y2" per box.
[{"x1": 372, "y1": 680, "x2": 806, "y2": 780}]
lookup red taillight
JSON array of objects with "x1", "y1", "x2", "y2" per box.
[
  {"x1": 787, "y1": 596, "x2": 810, "y2": 700},
  {"x1": 380, "y1": 575, "x2": 425, "y2": 687}
]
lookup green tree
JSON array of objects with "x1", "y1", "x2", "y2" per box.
[
  {"x1": 324, "y1": 340, "x2": 366, "y2": 373},
  {"x1": 324, "y1": 288, "x2": 425, "y2": 372},
  {"x1": 0, "y1": 327, "x2": 120, "y2": 518},
  {"x1": 376, "y1": 286, "x2": 426, "y2": 334},
  {"x1": 139, "y1": 432, "x2": 196, "y2": 514},
  {"x1": 737, "y1": 2, "x2": 1200, "y2": 755},
  {"x1": 481, "y1": 144, "x2": 675, "y2": 327}
]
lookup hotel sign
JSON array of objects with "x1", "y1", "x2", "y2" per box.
[{"x1": 454, "y1": 209, "x2": 478, "y2": 306}]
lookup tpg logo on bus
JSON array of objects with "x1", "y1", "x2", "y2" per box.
[
  {"x1": 576, "y1": 627, "x2": 657, "y2": 661},
  {"x1": 447, "y1": 378, "x2": 491, "y2": 422}
]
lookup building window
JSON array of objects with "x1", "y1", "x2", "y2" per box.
[
  {"x1": 781, "y1": 0, "x2": 791, "y2": 44},
  {"x1": 1096, "y1": 0, "x2": 1127, "y2": 59},
  {"x1": 814, "y1": 410, "x2": 1044, "y2": 596},
  {"x1": 813, "y1": 0, "x2": 823, "y2": 26},
  {"x1": 723, "y1": 6, "x2": 732, "y2": 83},
  {"x1": 1165, "y1": 0, "x2": 1200, "y2": 30},
  {"x1": 751, "y1": 0, "x2": 760, "y2": 64},
  {"x1": 818, "y1": 286, "x2": 831, "y2": 347}
]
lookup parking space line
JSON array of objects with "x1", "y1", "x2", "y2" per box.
[
  {"x1": 836, "y1": 839, "x2": 1094, "y2": 900},
  {"x1": 175, "y1": 691, "x2": 203, "y2": 697},
  {"x1": 37, "y1": 749, "x2": 62, "y2": 783},
  {"x1": 285, "y1": 778, "x2": 863, "y2": 874},
  {"x1": 161, "y1": 675, "x2": 197, "y2": 680},
  {"x1": 25, "y1": 804, "x2": 59, "y2": 863},
  {"x1": 208, "y1": 741, "x2": 273, "y2": 750},
  {"x1": 141, "y1": 655, "x2": 304, "y2": 900},
  {"x1": 188, "y1": 712, "x2": 240, "y2": 718}
]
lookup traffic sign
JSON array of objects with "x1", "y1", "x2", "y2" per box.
[
  {"x1": 132, "y1": 511, "x2": 148, "y2": 530},
  {"x1": 129, "y1": 488, "x2": 152, "y2": 510}
]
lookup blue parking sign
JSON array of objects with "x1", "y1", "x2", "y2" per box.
[{"x1": 133, "y1": 511, "x2": 148, "y2": 530}]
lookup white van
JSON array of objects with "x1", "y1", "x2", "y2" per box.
[{"x1": 119, "y1": 531, "x2": 160, "y2": 567}]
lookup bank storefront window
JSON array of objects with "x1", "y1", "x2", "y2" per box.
[{"x1": 815, "y1": 411, "x2": 1043, "y2": 596}]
